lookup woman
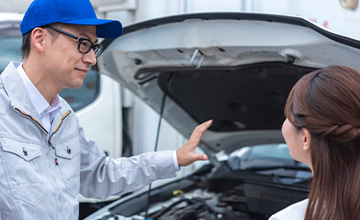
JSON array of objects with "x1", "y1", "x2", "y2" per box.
[{"x1": 269, "y1": 66, "x2": 360, "y2": 220}]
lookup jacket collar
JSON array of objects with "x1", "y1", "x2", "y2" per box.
[{"x1": 1, "y1": 61, "x2": 41, "y2": 118}]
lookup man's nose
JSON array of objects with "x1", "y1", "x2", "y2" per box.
[{"x1": 83, "y1": 49, "x2": 97, "y2": 66}]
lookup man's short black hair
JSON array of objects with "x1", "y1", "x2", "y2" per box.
[
  {"x1": 21, "y1": 23, "x2": 62, "y2": 59},
  {"x1": 21, "y1": 31, "x2": 31, "y2": 59}
]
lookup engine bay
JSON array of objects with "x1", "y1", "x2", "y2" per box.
[{"x1": 101, "y1": 161, "x2": 311, "y2": 220}]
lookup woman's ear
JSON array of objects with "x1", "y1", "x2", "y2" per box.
[{"x1": 302, "y1": 128, "x2": 311, "y2": 151}]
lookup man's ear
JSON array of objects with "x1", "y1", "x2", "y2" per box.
[
  {"x1": 31, "y1": 27, "x2": 46, "y2": 53},
  {"x1": 302, "y1": 128, "x2": 311, "y2": 151}
]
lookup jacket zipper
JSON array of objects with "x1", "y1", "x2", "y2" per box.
[
  {"x1": 47, "y1": 110, "x2": 71, "y2": 220},
  {"x1": 48, "y1": 110, "x2": 71, "y2": 144},
  {"x1": 48, "y1": 110, "x2": 71, "y2": 165}
]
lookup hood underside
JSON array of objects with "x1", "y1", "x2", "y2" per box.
[
  {"x1": 150, "y1": 62, "x2": 315, "y2": 132},
  {"x1": 98, "y1": 12, "x2": 360, "y2": 154}
]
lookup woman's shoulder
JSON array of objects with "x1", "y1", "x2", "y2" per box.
[{"x1": 268, "y1": 199, "x2": 309, "y2": 220}]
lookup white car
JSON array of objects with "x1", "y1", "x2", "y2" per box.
[{"x1": 86, "y1": 12, "x2": 360, "y2": 220}]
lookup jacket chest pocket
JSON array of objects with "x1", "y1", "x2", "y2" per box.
[
  {"x1": 0, "y1": 138, "x2": 48, "y2": 206},
  {"x1": 55, "y1": 137, "x2": 81, "y2": 198},
  {"x1": 1, "y1": 139, "x2": 43, "y2": 185}
]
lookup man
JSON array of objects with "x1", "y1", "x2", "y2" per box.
[{"x1": 0, "y1": 0, "x2": 212, "y2": 219}]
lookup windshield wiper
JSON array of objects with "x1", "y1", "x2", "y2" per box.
[{"x1": 244, "y1": 165, "x2": 311, "y2": 172}]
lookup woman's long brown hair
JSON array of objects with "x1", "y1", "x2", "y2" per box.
[{"x1": 284, "y1": 66, "x2": 360, "y2": 220}]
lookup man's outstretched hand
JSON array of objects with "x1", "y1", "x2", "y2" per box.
[{"x1": 176, "y1": 120, "x2": 213, "y2": 167}]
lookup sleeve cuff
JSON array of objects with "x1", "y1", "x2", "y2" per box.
[{"x1": 173, "y1": 150, "x2": 180, "y2": 171}]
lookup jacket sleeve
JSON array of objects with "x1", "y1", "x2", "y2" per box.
[{"x1": 78, "y1": 128, "x2": 177, "y2": 199}]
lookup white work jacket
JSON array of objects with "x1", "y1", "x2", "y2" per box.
[{"x1": 0, "y1": 62, "x2": 176, "y2": 220}]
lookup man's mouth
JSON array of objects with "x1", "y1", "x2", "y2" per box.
[{"x1": 75, "y1": 68, "x2": 89, "y2": 75}]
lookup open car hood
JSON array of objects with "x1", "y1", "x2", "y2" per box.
[{"x1": 98, "y1": 12, "x2": 360, "y2": 155}]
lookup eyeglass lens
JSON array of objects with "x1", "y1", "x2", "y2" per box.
[{"x1": 78, "y1": 39, "x2": 103, "y2": 58}]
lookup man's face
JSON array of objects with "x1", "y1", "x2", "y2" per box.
[{"x1": 43, "y1": 24, "x2": 97, "y2": 91}]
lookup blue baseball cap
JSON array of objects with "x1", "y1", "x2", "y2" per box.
[{"x1": 20, "y1": 0, "x2": 123, "y2": 38}]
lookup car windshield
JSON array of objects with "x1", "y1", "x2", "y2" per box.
[{"x1": 229, "y1": 144, "x2": 295, "y2": 166}]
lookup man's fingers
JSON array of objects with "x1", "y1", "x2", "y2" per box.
[
  {"x1": 181, "y1": 153, "x2": 208, "y2": 167},
  {"x1": 196, "y1": 153, "x2": 208, "y2": 161},
  {"x1": 177, "y1": 120, "x2": 212, "y2": 167},
  {"x1": 189, "y1": 119, "x2": 212, "y2": 143}
]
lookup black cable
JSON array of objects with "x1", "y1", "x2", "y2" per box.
[
  {"x1": 144, "y1": 91, "x2": 167, "y2": 219},
  {"x1": 151, "y1": 197, "x2": 222, "y2": 220},
  {"x1": 150, "y1": 198, "x2": 195, "y2": 219},
  {"x1": 121, "y1": 107, "x2": 133, "y2": 157}
]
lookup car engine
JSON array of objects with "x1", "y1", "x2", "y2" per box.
[{"x1": 99, "y1": 162, "x2": 311, "y2": 220}]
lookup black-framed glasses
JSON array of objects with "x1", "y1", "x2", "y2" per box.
[{"x1": 46, "y1": 26, "x2": 104, "y2": 58}]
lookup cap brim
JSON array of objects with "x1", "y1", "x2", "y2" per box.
[{"x1": 61, "y1": 18, "x2": 123, "y2": 39}]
